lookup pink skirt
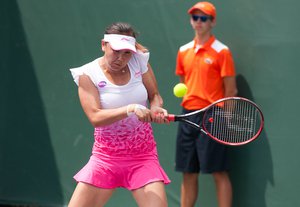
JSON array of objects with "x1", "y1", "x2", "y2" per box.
[{"x1": 73, "y1": 152, "x2": 171, "y2": 190}]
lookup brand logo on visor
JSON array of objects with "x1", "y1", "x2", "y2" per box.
[{"x1": 121, "y1": 37, "x2": 130, "y2": 41}]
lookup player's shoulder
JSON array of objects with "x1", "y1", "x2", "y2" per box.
[
  {"x1": 179, "y1": 40, "x2": 195, "y2": 52},
  {"x1": 211, "y1": 39, "x2": 229, "y2": 53}
]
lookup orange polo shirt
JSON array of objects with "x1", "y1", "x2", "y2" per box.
[{"x1": 176, "y1": 35, "x2": 236, "y2": 110}]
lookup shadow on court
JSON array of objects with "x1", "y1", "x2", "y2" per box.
[
  {"x1": 0, "y1": 0, "x2": 63, "y2": 206},
  {"x1": 229, "y1": 75, "x2": 274, "y2": 207}
]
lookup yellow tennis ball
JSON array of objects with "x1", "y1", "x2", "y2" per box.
[{"x1": 173, "y1": 83, "x2": 187, "y2": 98}]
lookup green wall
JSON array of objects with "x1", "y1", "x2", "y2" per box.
[{"x1": 1, "y1": 0, "x2": 300, "y2": 206}]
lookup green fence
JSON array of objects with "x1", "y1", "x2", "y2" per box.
[{"x1": 1, "y1": 0, "x2": 300, "y2": 206}]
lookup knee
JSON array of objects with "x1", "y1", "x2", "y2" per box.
[
  {"x1": 182, "y1": 172, "x2": 199, "y2": 185},
  {"x1": 212, "y1": 171, "x2": 230, "y2": 183}
]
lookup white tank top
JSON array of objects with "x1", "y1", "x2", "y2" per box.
[
  {"x1": 70, "y1": 51, "x2": 150, "y2": 108},
  {"x1": 70, "y1": 52, "x2": 157, "y2": 156}
]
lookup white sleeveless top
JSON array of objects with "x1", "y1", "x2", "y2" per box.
[
  {"x1": 70, "y1": 51, "x2": 150, "y2": 108},
  {"x1": 70, "y1": 51, "x2": 157, "y2": 156}
]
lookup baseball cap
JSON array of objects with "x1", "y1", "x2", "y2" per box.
[
  {"x1": 103, "y1": 34, "x2": 136, "y2": 53},
  {"x1": 188, "y1": 1, "x2": 216, "y2": 19}
]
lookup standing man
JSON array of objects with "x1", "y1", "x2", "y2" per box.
[{"x1": 174, "y1": 2, "x2": 237, "y2": 207}]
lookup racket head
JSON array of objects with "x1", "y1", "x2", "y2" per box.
[{"x1": 202, "y1": 97, "x2": 264, "y2": 146}]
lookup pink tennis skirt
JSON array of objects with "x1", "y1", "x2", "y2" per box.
[{"x1": 73, "y1": 152, "x2": 171, "y2": 190}]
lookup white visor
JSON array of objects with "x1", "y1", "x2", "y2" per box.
[{"x1": 103, "y1": 34, "x2": 136, "y2": 53}]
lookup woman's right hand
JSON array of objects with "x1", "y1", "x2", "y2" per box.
[{"x1": 127, "y1": 104, "x2": 152, "y2": 122}]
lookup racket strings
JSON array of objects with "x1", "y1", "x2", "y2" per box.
[{"x1": 204, "y1": 99, "x2": 262, "y2": 144}]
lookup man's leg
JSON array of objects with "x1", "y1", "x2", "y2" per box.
[
  {"x1": 181, "y1": 172, "x2": 199, "y2": 207},
  {"x1": 213, "y1": 171, "x2": 232, "y2": 207}
]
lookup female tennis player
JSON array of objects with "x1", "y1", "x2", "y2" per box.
[{"x1": 68, "y1": 22, "x2": 170, "y2": 207}]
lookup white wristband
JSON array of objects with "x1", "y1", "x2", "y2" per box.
[
  {"x1": 126, "y1": 104, "x2": 134, "y2": 116},
  {"x1": 134, "y1": 104, "x2": 146, "y2": 112},
  {"x1": 127, "y1": 104, "x2": 146, "y2": 117}
]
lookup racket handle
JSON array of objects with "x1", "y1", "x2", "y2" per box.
[{"x1": 167, "y1": 114, "x2": 175, "y2": 122}]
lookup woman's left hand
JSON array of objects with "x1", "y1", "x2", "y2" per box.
[{"x1": 150, "y1": 106, "x2": 169, "y2": 124}]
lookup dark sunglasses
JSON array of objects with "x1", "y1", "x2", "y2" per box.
[{"x1": 191, "y1": 15, "x2": 212, "y2": 22}]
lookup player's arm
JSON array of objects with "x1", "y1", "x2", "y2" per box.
[
  {"x1": 78, "y1": 74, "x2": 128, "y2": 127},
  {"x1": 142, "y1": 64, "x2": 168, "y2": 123},
  {"x1": 143, "y1": 63, "x2": 163, "y2": 108},
  {"x1": 223, "y1": 76, "x2": 238, "y2": 97}
]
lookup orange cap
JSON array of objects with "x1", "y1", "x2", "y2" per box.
[{"x1": 188, "y1": 1, "x2": 216, "y2": 19}]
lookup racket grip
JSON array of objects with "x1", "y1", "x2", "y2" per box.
[{"x1": 167, "y1": 114, "x2": 175, "y2": 122}]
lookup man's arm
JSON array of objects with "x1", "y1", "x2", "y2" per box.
[{"x1": 223, "y1": 76, "x2": 238, "y2": 97}]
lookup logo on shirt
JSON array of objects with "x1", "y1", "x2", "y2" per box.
[
  {"x1": 98, "y1": 81, "x2": 107, "y2": 88},
  {"x1": 204, "y1": 58, "x2": 213, "y2": 65},
  {"x1": 134, "y1": 71, "x2": 142, "y2": 78}
]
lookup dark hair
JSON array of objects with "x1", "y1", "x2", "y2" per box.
[
  {"x1": 104, "y1": 22, "x2": 138, "y2": 38},
  {"x1": 104, "y1": 22, "x2": 148, "y2": 52}
]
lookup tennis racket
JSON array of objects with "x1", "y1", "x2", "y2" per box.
[{"x1": 167, "y1": 97, "x2": 264, "y2": 146}]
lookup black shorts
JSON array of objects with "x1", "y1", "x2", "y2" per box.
[{"x1": 175, "y1": 108, "x2": 230, "y2": 174}]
